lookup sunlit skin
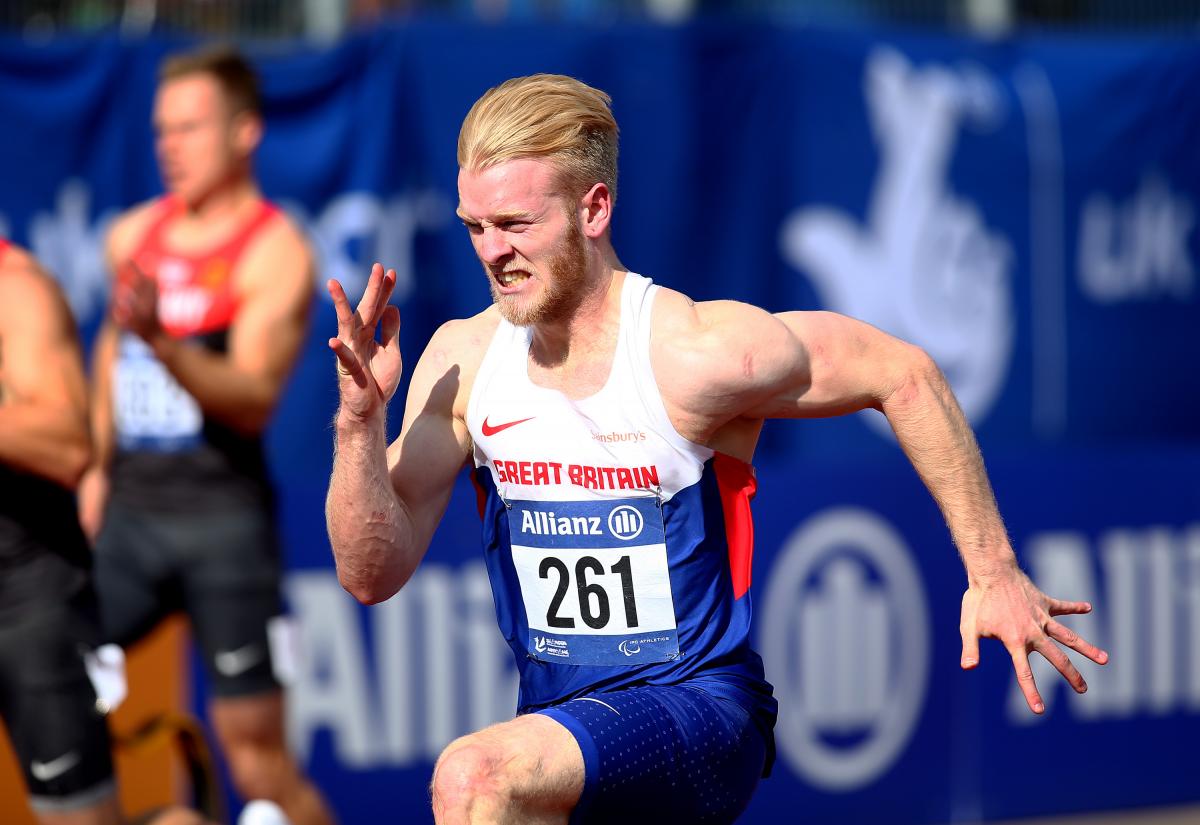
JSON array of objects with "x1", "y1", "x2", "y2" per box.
[
  {"x1": 153, "y1": 74, "x2": 259, "y2": 212},
  {"x1": 457, "y1": 160, "x2": 590, "y2": 327}
]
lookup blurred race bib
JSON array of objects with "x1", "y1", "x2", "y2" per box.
[{"x1": 113, "y1": 332, "x2": 202, "y2": 450}]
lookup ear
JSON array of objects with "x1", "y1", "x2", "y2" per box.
[
  {"x1": 578, "y1": 182, "x2": 613, "y2": 239},
  {"x1": 232, "y1": 111, "x2": 263, "y2": 158}
]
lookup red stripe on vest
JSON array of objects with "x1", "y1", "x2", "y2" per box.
[
  {"x1": 713, "y1": 452, "x2": 757, "y2": 600},
  {"x1": 471, "y1": 473, "x2": 488, "y2": 520}
]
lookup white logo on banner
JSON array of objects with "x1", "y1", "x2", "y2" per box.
[
  {"x1": 1, "y1": 180, "x2": 450, "y2": 326},
  {"x1": 285, "y1": 564, "x2": 517, "y2": 768},
  {"x1": 761, "y1": 508, "x2": 930, "y2": 790},
  {"x1": 26, "y1": 180, "x2": 116, "y2": 323},
  {"x1": 1078, "y1": 172, "x2": 1196, "y2": 303},
  {"x1": 282, "y1": 188, "x2": 450, "y2": 308},
  {"x1": 779, "y1": 48, "x2": 1014, "y2": 434}
]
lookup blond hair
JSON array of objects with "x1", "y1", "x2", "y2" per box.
[{"x1": 458, "y1": 74, "x2": 619, "y2": 202}]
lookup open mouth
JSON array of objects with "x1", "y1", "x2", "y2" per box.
[{"x1": 494, "y1": 270, "x2": 531, "y2": 289}]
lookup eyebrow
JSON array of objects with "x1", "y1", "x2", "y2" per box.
[{"x1": 455, "y1": 207, "x2": 538, "y2": 225}]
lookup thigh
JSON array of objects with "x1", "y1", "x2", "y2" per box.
[
  {"x1": 177, "y1": 508, "x2": 284, "y2": 698},
  {"x1": 92, "y1": 504, "x2": 178, "y2": 648},
  {"x1": 538, "y1": 685, "x2": 768, "y2": 825},
  {"x1": 0, "y1": 597, "x2": 116, "y2": 812}
]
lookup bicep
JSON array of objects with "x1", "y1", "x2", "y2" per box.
[
  {"x1": 764, "y1": 311, "x2": 919, "y2": 418},
  {"x1": 386, "y1": 344, "x2": 473, "y2": 546},
  {"x1": 227, "y1": 241, "x2": 313, "y2": 387},
  {"x1": 1, "y1": 276, "x2": 87, "y2": 417}
]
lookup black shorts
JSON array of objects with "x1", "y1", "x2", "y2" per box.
[
  {"x1": 0, "y1": 588, "x2": 115, "y2": 811},
  {"x1": 93, "y1": 501, "x2": 285, "y2": 698}
]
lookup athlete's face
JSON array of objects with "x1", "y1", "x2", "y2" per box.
[
  {"x1": 153, "y1": 74, "x2": 259, "y2": 206},
  {"x1": 457, "y1": 159, "x2": 588, "y2": 327}
]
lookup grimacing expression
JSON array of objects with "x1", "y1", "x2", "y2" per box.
[
  {"x1": 486, "y1": 207, "x2": 587, "y2": 327},
  {"x1": 153, "y1": 74, "x2": 251, "y2": 206},
  {"x1": 458, "y1": 159, "x2": 591, "y2": 327}
]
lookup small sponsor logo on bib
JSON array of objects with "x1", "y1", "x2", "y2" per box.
[{"x1": 607, "y1": 505, "x2": 644, "y2": 541}]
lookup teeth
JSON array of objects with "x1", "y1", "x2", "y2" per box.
[{"x1": 499, "y1": 273, "x2": 528, "y2": 285}]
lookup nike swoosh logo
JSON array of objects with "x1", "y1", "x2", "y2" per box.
[
  {"x1": 481, "y1": 416, "x2": 535, "y2": 437},
  {"x1": 214, "y1": 643, "x2": 264, "y2": 677},
  {"x1": 31, "y1": 751, "x2": 80, "y2": 781}
]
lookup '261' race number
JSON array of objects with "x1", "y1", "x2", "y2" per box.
[{"x1": 540, "y1": 555, "x2": 637, "y2": 630}]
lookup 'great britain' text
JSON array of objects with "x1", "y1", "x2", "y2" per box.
[{"x1": 493, "y1": 459, "x2": 659, "y2": 491}]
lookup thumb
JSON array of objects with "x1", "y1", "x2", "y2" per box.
[
  {"x1": 959, "y1": 590, "x2": 981, "y2": 669},
  {"x1": 960, "y1": 627, "x2": 980, "y2": 670}
]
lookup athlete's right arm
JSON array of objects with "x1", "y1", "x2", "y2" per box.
[
  {"x1": 0, "y1": 247, "x2": 91, "y2": 489},
  {"x1": 77, "y1": 205, "x2": 155, "y2": 539},
  {"x1": 326, "y1": 264, "x2": 476, "y2": 605},
  {"x1": 78, "y1": 320, "x2": 117, "y2": 539}
]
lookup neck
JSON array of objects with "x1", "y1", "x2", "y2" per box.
[
  {"x1": 529, "y1": 252, "x2": 626, "y2": 368},
  {"x1": 178, "y1": 169, "x2": 259, "y2": 221}
]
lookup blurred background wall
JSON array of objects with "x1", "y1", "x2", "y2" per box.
[{"x1": 1, "y1": 1, "x2": 1199, "y2": 823}]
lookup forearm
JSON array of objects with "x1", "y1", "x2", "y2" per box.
[
  {"x1": 882, "y1": 355, "x2": 1016, "y2": 585},
  {"x1": 0, "y1": 404, "x2": 90, "y2": 488},
  {"x1": 327, "y1": 412, "x2": 420, "y2": 604},
  {"x1": 89, "y1": 324, "x2": 116, "y2": 471},
  {"x1": 152, "y1": 335, "x2": 276, "y2": 434}
]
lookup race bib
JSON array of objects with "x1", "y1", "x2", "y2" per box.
[
  {"x1": 507, "y1": 496, "x2": 680, "y2": 666},
  {"x1": 113, "y1": 334, "x2": 203, "y2": 450}
]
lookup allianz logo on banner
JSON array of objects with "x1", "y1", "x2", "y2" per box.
[
  {"x1": 779, "y1": 47, "x2": 1015, "y2": 433},
  {"x1": 760, "y1": 508, "x2": 931, "y2": 792},
  {"x1": 0, "y1": 180, "x2": 449, "y2": 325}
]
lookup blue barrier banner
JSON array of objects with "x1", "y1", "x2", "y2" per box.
[{"x1": 1, "y1": 20, "x2": 1197, "y2": 824}]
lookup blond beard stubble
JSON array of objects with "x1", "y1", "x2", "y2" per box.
[{"x1": 489, "y1": 213, "x2": 588, "y2": 327}]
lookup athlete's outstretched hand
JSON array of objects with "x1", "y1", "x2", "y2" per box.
[
  {"x1": 959, "y1": 566, "x2": 1108, "y2": 714},
  {"x1": 328, "y1": 263, "x2": 403, "y2": 422}
]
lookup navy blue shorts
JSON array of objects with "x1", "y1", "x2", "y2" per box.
[{"x1": 538, "y1": 684, "x2": 767, "y2": 825}]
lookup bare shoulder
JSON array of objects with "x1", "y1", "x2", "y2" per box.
[
  {"x1": 0, "y1": 249, "x2": 70, "y2": 331},
  {"x1": 106, "y1": 199, "x2": 161, "y2": 265},
  {"x1": 651, "y1": 287, "x2": 808, "y2": 430},
  {"x1": 0, "y1": 243, "x2": 39, "y2": 276},
  {"x1": 652, "y1": 287, "x2": 794, "y2": 368},
  {"x1": 417, "y1": 306, "x2": 502, "y2": 389},
  {"x1": 238, "y1": 209, "x2": 313, "y2": 295}
]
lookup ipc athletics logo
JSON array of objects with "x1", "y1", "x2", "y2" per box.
[
  {"x1": 761, "y1": 508, "x2": 931, "y2": 790},
  {"x1": 608, "y1": 505, "x2": 644, "y2": 541}
]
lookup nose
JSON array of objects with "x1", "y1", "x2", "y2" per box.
[{"x1": 478, "y1": 226, "x2": 513, "y2": 265}]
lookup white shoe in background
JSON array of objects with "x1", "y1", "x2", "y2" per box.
[{"x1": 237, "y1": 800, "x2": 293, "y2": 825}]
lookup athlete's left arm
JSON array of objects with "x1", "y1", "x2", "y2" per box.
[
  {"x1": 684, "y1": 301, "x2": 1109, "y2": 713},
  {"x1": 0, "y1": 251, "x2": 91, "y2": 488},
  {"x1": 120, "y1": 218, "x2": 313, "y2": 435}
]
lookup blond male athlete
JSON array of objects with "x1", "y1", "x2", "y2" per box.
[
  {"x1": 326, "y1": 75, "x2": 1109, "y2": 825},
  {"x1": 80, "y1": 46, "x2": 334, "y2": 825}
]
